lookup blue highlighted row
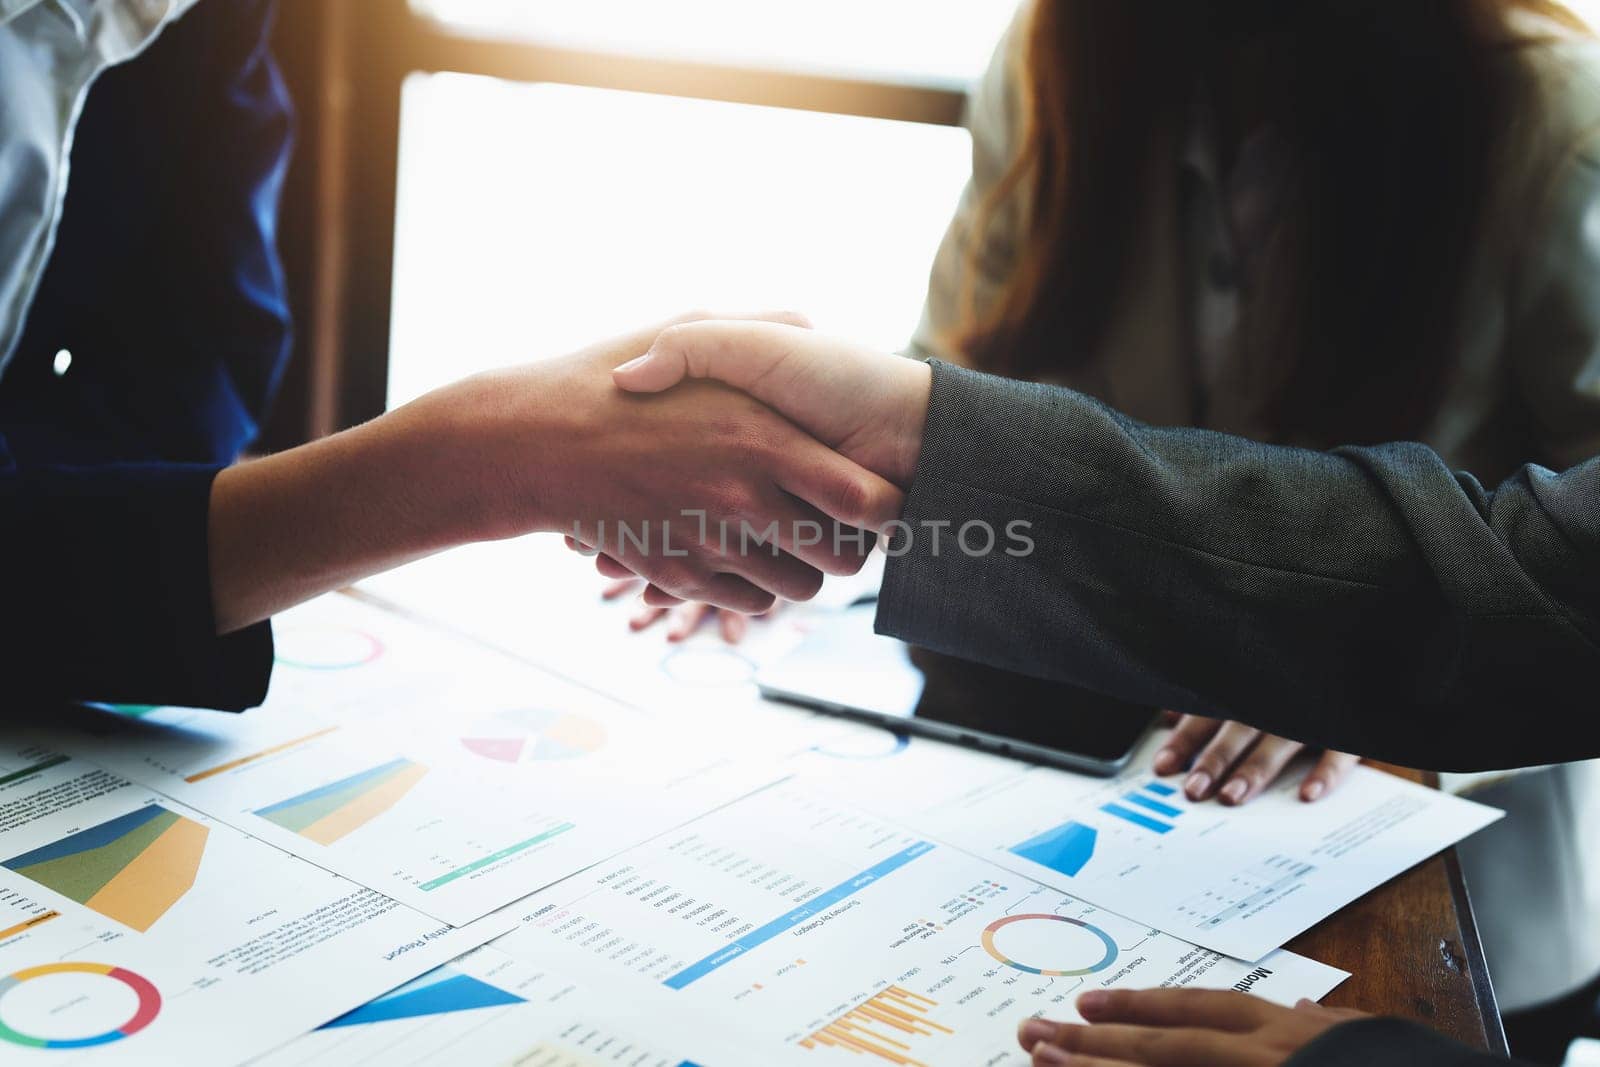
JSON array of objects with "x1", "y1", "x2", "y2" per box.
[
  {"x1": 1121, "y1": 792, "x2": 1182, "y2": 819},
  {"x1": 661, "y1": 842, "x2": 935, "y2": 990},
  {"x1": 1101, "y1": 802, "x2": 1174, "y2": 834}
]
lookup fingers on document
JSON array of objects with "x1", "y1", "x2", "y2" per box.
[
  {"x1": 1219, "y1": 734, "x2": 1305, "y2": 806},
  {"x1": 1075, "y1": 988, "x2": 1270, "y2": 1029},
  {"x1": 1152, "y1": 714, "x2": 1220, "y2": 777},
  {"x1": 1155, "y1": 714, "x2": 1355, "y2": 807},
  {"x1": 1299, "y1": 751, "x2": 1360, "y2": 802},
  {"x1": 1023, "y1": 1020, "x2": 1241, "y2": 1067}
]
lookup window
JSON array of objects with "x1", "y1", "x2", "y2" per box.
[{"x1": 383, "y1": 2, "x2": 1019, "y2": 410}]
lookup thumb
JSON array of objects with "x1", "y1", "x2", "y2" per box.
[{"x1": 612, "y1": 320, "x2": 805, "y2": 399}]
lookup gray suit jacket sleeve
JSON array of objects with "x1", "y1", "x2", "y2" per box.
[
  {"x1": 1287, "y1": 1018, "x2": 1519, "y2": 1066},
  {"x1": 875, "y1": 361, "x2": 1600, "y2": 771}
]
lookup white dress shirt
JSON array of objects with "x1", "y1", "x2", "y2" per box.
[{"x1": 0, "y1": 0, "x2": 194, "y2": 372}]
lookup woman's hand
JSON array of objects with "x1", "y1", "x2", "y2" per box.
[
  {"x1": 1017, "y1": 989, "x2": 1366, "y2": 1066},
  {"x1": 601, "y1": 577, "x2": 771, "y2": 642},
  {"x1": 1152, "y1": 713, "x2": 1359, "y2": 805},
  {"x1": 613, "y1": 321, "x2": 932, "y2": 489}
]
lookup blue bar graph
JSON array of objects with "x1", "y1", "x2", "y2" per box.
[
  {"x1": 1011, "y1": 820, "x2": 1098, "y2": 877},
  {"x1": 1101, "y1": 802, "x2": 1174, "y2": 834},
  {"x1": 1143, "y1": 781, "x2": 1178, "y2": 796},
  {"x1": 1122, "y1": 792, "x2": 1182, "y2": 819},
  {"x1": 661, "y1": 842, "x2": 934, "y2": 989}
]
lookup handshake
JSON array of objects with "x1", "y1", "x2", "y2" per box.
[
  {"x1": 542, "y1": 311, "x2": 933, "y2": 613},
  {"x1": 207, "y1": 311, "x2": 940, "y2": 635},
  {"x1": 558, "y1": 311, "x2": 935, "y2": 612}
]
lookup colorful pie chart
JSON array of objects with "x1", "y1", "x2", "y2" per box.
[
  {"x1": 460, "y1": 708, "x2": 608, "y2": 763},
  {"x1": 274, "y1": 626, "x2": 385, "y2": 670},
  {"x1": 981, "y1": 913, "x2": 1119, "y2": 977},
  {"x1": 0, "y1": 962, "x2": 161, "y2": 1049}
]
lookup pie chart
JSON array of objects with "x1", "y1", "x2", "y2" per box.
[
  {"x1": 0, "y1": 962, "x2": 161, "y2": 1049},
  {"x1": 460, "y1": 709, "x2": 608, "y2": 763},
  {"x1": 981, "y1": 913, "x2": 1119, "y2": 977}
]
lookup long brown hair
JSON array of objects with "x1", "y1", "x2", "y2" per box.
[{"x1": 966, "y1": 0, "x2": 1587, "y2": 445}]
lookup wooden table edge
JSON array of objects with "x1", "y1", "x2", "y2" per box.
[
  {"x1": 1286, "y1": 764, "x2": 1507, "y2": 1055},
  {"x1": 1443, "y1": 843, "x2": 1510, "y2": 1054}
]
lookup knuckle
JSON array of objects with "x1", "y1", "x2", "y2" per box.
[
  {"x1": 656, "y1": 321, "x2": 692, "y2": 349},
  {"x1": 1049, "y1": 1024, "x2": 1083, "y2": 1053},
  {"x1": 828, "y1": 477, "x2": 872, "y2": 521},
  {"x1": 649, "y1": 563, "x2": 700, "y2": 598}
]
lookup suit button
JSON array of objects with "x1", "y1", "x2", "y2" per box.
[{"x1": 52, "y1": 349, "x2": 72, "y2": 377}]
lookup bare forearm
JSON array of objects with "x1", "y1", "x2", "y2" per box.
[{"x1": 207, "y1": 404, "x2": 470, "y2": 634}]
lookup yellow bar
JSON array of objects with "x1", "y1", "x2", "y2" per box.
[
  {"x1": 185, "y1": 727, "x2": 339, "y2": 782},
  {"x1": 856, "y1": 1005, "x2": 919, "y2": 1034},
  {"x1": 0, "y1": 910, "x2": 59, "y2": 940},
  {"x1": 866, "y1": 1000, "x2": 924, "y2": 1025},
  {"x1": 838, "y1": 1020, "x2": 911, "y2": 1050}
]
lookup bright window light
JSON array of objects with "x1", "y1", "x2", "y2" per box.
[
  {"x1": 387, "y1": 75, "x2": 974, "y2": 409},
  {"x1": 411, "y1": 0, "x2": 1021, "y2": 85}
]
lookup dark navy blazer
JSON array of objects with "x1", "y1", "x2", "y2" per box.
[{"x1": 0, "y1": 0, "x2": 290, "y2": 709}]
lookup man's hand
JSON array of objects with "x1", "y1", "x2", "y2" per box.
[
  {"x1": 1017, "y1": 989, "x2": 1365, "y2": 1066},
  {"x1": 612, "y1": 320, "x2": 933, "y2": 489}
]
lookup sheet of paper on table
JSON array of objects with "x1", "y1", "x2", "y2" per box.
[
  {"x1": 252, "y1": 943, "x2": 736, "y2": 1067},
  {"x1": 37, "y1": 595, "x2": 786, "y2": 927},
  {"x1": 796, "y1": 728, "x2": 1502, "y2": 962},
  {"x1": 0, "y1": 747, "x2": 503, "y2": 1066},
  {"x1": 481, "y1": 783, "x2": 1348, "y2": 1067},
  {"x1": 361, "y1": 538, "x2": 1501, "y2": 961}
]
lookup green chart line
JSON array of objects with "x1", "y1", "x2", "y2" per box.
[{"x1": 418, "y1": 823, "x2": 576, "y2": 891}]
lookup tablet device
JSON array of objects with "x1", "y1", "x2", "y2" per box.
[{"x1": 757, "y1": 603, "x2": 1158, "y2": 776}]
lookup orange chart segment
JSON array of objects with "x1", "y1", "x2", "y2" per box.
[
  {"x1": 460, "y1": 709, "x2": 607, "y2": 764},
  {"x1": 800, "y1": 986, "x2": 952, "y2": 1066},
  {"x1": 3, "y1": 806, "x2": 209, "y2": 932},
  {"x1": 254, "y1": 759, "x2": 428, "y2": 846}
]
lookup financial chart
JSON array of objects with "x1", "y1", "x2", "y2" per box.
[{"x1": 495, "y1": 786, "x2": 1345, "y2": 1065}]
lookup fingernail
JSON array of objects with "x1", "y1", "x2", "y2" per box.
[
  {"x1": 1185, "y1": 771, "x2": 1212, "y2": 798},
  {"x1": 1152, "y1": 749, "x2": 1178, "y2": 774},
  {"x1": 1302, "y1": 780, "x2": 1325, "y2": 802},
  {"x1": 1033, "y1": 1044, "x2": 1071, "y2": 1065},
  {"x1": 614, "y1": 352, "x2": 650, "y2": 372},
  {"x1": 1018, "y1": 1019, "x2": 1054, "y2": 1048},
  {"x1": 1220, "y1": 779, "x2": 1249, "y2": 805},
  {"x1": 1077, "y1": 990, "x2": 1109, "y2": 1016}
]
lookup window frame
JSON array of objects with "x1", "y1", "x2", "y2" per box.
[{"x1": 275, "y1": 0, "x2": 969, "y2": 441}]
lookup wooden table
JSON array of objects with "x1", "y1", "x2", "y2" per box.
[{"x1": 1287, "y1": 764, "x2": 1507, "y2": 1054}]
